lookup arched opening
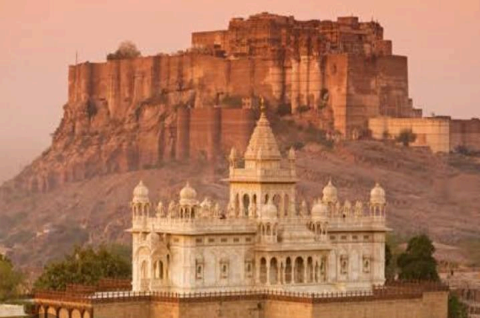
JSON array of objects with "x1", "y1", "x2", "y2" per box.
[
  {"x1": 47, "y1": 307, "x2": 57, "y2": 317},
  {"x1": 266, "y1": 224, "x2": 271, "y2": 235},
  {"x1": 59, "y1": 308, "x2": 70, "y2": 318},
  {"x1": 294, "y1": 257, "x2": 305, "y2": 283},
  {"x1": 141, "y1": 260, "x2": 148, "y2": 279},
  {"x1": 314, "y1": 262, "x2": 319, "y2": 282},
  {"x1": 159, "y1": 261, "x2": 164, "y2": 279},
  {"x1": 269, "y1": 258, "x2": 278, "y2": 284},
  {"x1": 285, "y1": 257, "x2": 292, "y2": 284},
  {"x1": 260, "y1": 257, "x2": 267, "y2": 284},
  {"x1": 72, "y1": 309, "x2": 83, "y2": 318},
  {"x1": 243, "y1": 194, "x2": 250, "y2": 217},
  {"x1": 264, "y1": 193, "x2": 269, "y2": 204},
  {"x1": 307, "y1": 257, "x2": 313, "y2": 283}
]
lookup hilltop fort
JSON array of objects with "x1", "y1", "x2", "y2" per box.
[{"x1": 11, "y1": 12, "x2": 480, "y2": 193}]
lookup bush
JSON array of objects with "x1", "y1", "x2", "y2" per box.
[
  {"x1": 296, "y1": 105, "x2": 310, "y2": 114},
  {"x1": 277, "y1": 103, "x2": 291, "y2": 116},
  {"x1": 34, "y1": 245, "x2": 131, "y2": 291},
  {"x1": 0, "y1": 255, "x2": 23, "y2": 301},
  {"x1": 448, "y1": 294, "x2": 468, "y2": 318},
  {"x1": 221, "y1": 95, "x2": 243, "y2": 108},
  {"x1": 396, "y1": 129, "x2": 417, "y2": 147},
  {"x1": 397, "y1": 234, "x2": 439, "y2": 281},
  {"x1": 107, "y1": 41, "x2": 141, "y2": 60}
]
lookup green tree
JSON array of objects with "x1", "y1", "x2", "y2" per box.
[
  {"x1": 107, "y1": 41, "x2": 141, "y2": 60},
  {"x1": 0, "y1": 254, "x2": 23, "y2": 301},
  {"x1": 397, "y1": 234, "x2": 439, "y2": 281},
  {"x1": 34, "y1": 245, "x2": 131, "y2": 291},
  {"x1": 448, "y1": 294, "x2": 468, "y2": 318},
  {"x1": 396, "y1": 129, "x2": 417, "y2": 147}
]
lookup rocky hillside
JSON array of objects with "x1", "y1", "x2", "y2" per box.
[{"x1": 1, "y1": 119, "x2": 480, "y2": 272}]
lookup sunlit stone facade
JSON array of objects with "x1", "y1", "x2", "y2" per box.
[{"x1": 129, "y1": 108, "x2": 388, "y2": 293}]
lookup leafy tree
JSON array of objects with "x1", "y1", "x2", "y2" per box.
[
  {"x1": 397, "y1": 234, "x2": 439, "y2": 281},
  {"x1": 0, "y1": 254, "x2": 23, "y2": 301},
  {"x1": 34, "y1": 245, "x2": 131, "y2": 291},
  {"x1": 396, "y1": 129, "x2": 417, "y2": 147},
  {"x1": 107, "y1": 41, "x2": 141, "y2": 60},
  {"x1": 448, "y1": 294, "x2": 468, "y2": 318}
]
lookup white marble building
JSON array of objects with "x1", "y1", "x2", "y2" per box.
[{"x1": 129, "y1": 108, "x2": 388, "y2": 293}]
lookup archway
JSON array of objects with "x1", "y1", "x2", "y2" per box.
[
  {"x1": 294, "y1": 257, "x2": 305, "y2": 283},
  {"x1": 59, "y1": 308, "x2": 70, "y2": 318},
  {"x1": 307, "y1": 257, "x2": 313, "y2": 283},
  {"x1": 260, "y1": 258, "x2": 267, "y2": 284},
  {"x1": 269, "y1": 258, "x2": 278, "y2": 284},
  {"x1": 72, "y1": 309, "x2": 83, "y2": 318},
  {"x1": 285, "y1": 257, "x2": 292, "y2": 284}
]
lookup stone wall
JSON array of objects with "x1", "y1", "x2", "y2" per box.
[
  {"x1": 369, "y1": 117, "x2": 480, "y2": 153},
  {"x1": 84, "y1": 291, "x2": 448, "y2": 318},
  {"x1": 368, "y1": 117, "x2": 451, "y2": 152}
]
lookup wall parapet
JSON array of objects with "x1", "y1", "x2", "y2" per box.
[{"x1": 34, "y1": 281, "x2": 448, "y2": 306}]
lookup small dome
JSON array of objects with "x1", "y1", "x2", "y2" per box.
[
  {"x1": 322, "y1": 179, "x2": 338, "y2": 204},
  {"x1": 370, "y1": 183, "x2": 386, "y2": 205},
  {"x1": 132, "y1": 180, "x2": 150, "y2": 204},
  {"x1": 261, "y1": 202, "x2": 278, "y2": 220},
  {"x1": 311, "y1": 200, "x2": 328, "y2": 219},
  {"x1": 180, "y1": 182, "x2": 198, "y2": 205}
]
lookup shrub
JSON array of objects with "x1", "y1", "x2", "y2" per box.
[
  {"x1": 296, "y1": 105, "x2": 310, "y2": 114},
  {"x1": 277, "y1": 103, "x2": 292, "y2": 116},
  {"x1": 221, "y1": 96, "x2": 242, "y2": 108},
  {"x1": 396, "y1": 129, "x2": 417, "y2": 147},
  {"x1": 397, "y1": 234, "x2": 439, "y2": 281},
  {"x1": 107, "y1": 41, "x2": 141, "y2": 61}
]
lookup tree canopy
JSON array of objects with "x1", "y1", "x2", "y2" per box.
[
  {"x1": 34, "y1": 245, "x2": 131, "y2": 291},
  {"x1": 106, "y1": 41, "x2": 141, "y2": 60},
  {"x1": 397, "y1": 234, "x2": 439, "y2": 281},
  {"x1": 0, "y1": 254, "x2": 23, "y2": 301},
  {"x1": 448, "y1": 294, "x2": 468, "y2": 318}
]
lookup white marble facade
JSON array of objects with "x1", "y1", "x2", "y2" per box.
[{"x1": 129, "y1": 108, "x2": 388, "y2": 293}]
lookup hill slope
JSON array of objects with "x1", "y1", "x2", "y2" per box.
[{"x1": 1, "y1": 127, "x2": 480, "y2": 271}]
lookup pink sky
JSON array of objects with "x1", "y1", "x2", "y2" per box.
[{"x1": 0, "y1": 0, "x2": 479, "y2": 183}]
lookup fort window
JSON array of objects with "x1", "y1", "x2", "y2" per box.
[
  {"x1": 196, "y1": 238, "x2": 203, "y2": 244},
  {"x1": 221, "y1": 238, "x2": 228, "y2": 243},
  {"x1": 208, "y1": 238, "x2": 215, "y2": 243},
  {"x1": 234, "y1": 238, "x2": 240, "y2": 243}
]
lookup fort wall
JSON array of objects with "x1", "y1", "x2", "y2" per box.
[{"x1": 369, "y1": 117, "x2": 480, "y2": 153}]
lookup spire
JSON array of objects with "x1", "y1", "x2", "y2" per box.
[{"x1": 244, "y1": 97, "x2": 281, "y2": 161}]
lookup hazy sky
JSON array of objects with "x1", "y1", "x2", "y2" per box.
[{"x1": 0, "y1": 0, "x2": 479, "y2": 183}]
